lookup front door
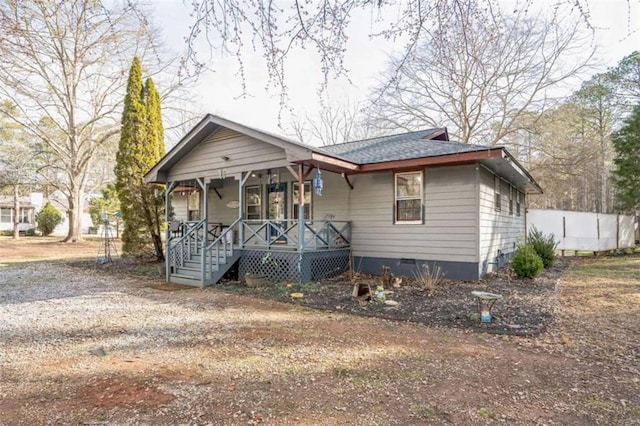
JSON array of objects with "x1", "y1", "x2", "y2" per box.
[{"x1": 266, "y1": 183, "x2": 287, "y2": 242}]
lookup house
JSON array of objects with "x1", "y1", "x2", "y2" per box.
[
  {"x1": 47, "y1": 190, "x2": 95, "y2": 236},
  {"x1": 145, "y1": 114, "x2": 542, "y2": 287},
  {"x1": 0, "y1": 193, "x2": 43, "y2": 233}
]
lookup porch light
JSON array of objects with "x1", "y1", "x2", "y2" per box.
[{"x1": 313, "y1": 169, "x2": 323, "y2": 196}]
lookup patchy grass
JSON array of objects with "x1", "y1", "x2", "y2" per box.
[{"x1": 568, "y1": 255, "x2": 640, "y2": 281}]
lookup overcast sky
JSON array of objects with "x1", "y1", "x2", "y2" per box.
[{"x1": 151, "y1": 0, "x2": 639, "y2": 142}]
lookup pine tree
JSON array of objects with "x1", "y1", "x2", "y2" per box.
[
  {"x1": 141, "y1": 77, "x2": 166, "y2": 260},
  {"x1": 115, "y1": 57, "x2": 166, "y2": 260},
  {"x1": 611, "y1": 104, "x2": 640, "y2": 212}
]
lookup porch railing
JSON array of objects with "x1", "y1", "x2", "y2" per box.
[
  {"x1": 202, "y1": 217, "x2": 240, "y2": 281},
  {"x1": 240, "y1": 219, "x2": 351, "y2": 251},
  {"x1": 168, "y1": 219, "x2": 206, "y2": 269}
]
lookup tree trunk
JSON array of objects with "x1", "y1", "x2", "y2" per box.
[
  {"x1": 152, "y1": 233, "x2": 164, "y2": 262},
  {"x1": 12, "y1": 185, "x2": 20, "y2": 240},
  {"x1": 64, "y1": 185, "x2": 84, "y2": 242}
]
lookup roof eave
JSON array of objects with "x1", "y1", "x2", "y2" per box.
[{"x1": 356, "y1": 148, "x2": 504, "y2": 172}]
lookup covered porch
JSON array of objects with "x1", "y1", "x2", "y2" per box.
[
  {"x1": 163, "y1": 164, "x2": 353, "y2": 286},
  {"x1": 144, "y1": 115, "x2": 358, "y2": 286}
]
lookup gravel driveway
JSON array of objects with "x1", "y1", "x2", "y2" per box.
[{"x1": 1, "y1": 256, "x2": 638, "y2": 425}]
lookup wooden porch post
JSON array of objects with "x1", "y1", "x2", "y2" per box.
[
  {"x1": 196, "y1": 178, "x2": 208, "y2": 284},
  {"x1": 165, "y1": 181, "x2": 178, "y2": 282},
  {"x1": 238, "y1": 171, "x2": 252, "y2": 248},
  {"x1": 297, "y1": 164, "x2": 305, "y2": 253}
]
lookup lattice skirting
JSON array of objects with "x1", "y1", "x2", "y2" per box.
[{"x1": 239, "y1": 249, "x2": 350, "y2": 283}]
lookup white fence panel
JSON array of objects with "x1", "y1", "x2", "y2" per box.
[{"x1": 526, "y1": 209, "x2": 637, "y2": 252}]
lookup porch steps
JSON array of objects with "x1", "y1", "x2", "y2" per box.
[
  {"x1": 169, "y1": 273, "x2": 203, "y2": 287},
  {"x1": 168, "y1": 251, "x2": 241, "y2": 287}
]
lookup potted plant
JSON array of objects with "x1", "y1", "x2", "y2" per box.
[{"x1": 244, "y1": 272, "x2": 265, "y2": 287}]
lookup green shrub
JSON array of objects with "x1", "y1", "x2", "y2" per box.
[
  {"x1": 512, "y1": 243, "x2": 544, "y2": 278},
  {"x1": 35, "y1": 202, "x2": 63, "y2": 236},
  {"x1": 528, "y1": 226, "x2": 558, "y2": 268}
]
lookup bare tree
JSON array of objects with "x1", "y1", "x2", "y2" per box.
[
  {"x1": 288, "y1": 97, "x2": 373, "y2": 145},
  {"x1": 366, "y1": 0, "x2": 595, "y2": 145},
  {"x1": 0, "y1": 103, "x2": 37, "y2": 239},
  {"x1": 0, "y1": 1, "x2": 195, "y2": 242},
  {"x1": 571, "y1": 75, "x2": 617, "y2": 213},
  {"x1": 183, "y1": 0, "x2": 615, "y2": 99}
]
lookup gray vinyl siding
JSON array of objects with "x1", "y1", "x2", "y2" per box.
[
  {"x1": 312, "y1": 171, "x2": 351, "y2": 221},
  {"x1": 170, "y1": 193, "x2": 188, "y2": 221},
  {"x1": 207, "y1": 177, "x2": 242, "y2": 225},
  {"x1": 478, "y1": 166, "x2": 525, "y2": 275},
  {"x1": 167, "y1": 128, "x2": 289, "y2": 182},
  {"x1": 349, "y1": 165, "x2": 478, "y2": 264}
]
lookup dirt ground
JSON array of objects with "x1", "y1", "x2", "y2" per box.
[{"x1": 1, "y1": 237, "x2": 639, "y2": 425}]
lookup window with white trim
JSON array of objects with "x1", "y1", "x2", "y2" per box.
[
  {"x1": 494, "y1": 175, "x2": 501, "y2": 212},
  {"x1": 245, "y1": 185, "x2": 261, "y2": 220},
  {"x1": 19, "y1": 208, "x2": 31, "y2": 224},
  {"x1": 395, "y1": 171, "x2": 423, "y2": 223},
  {"x1": 0, "y1": 208, "x2": 11, "y2": 223},
  {"x1": 187, "y1": 190, "x2": 200, "y2": 221},
  {"x1": 516, "y1": 191, "x2": 522, "y2": 216}
]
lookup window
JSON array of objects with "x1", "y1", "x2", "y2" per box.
[
  {"x1": 494, "y1": 175, "x2": 501, "y2": 212},
  {"x1": 508, "y1": 185, "x2": 514, "y2": 215},
  {"x1": 187, "y1": 190, "x2": 200, "y2": 221},
  {"x1": 516, "y1": 191, "x2": 522, "y2": 216},
  {"x1": 395, "y1": 171, "x2": 423, "y2": 223},
  {"x1": 292, "y1": 181, "x2": 311, "y2": 220},
  {"x1": 19, "y1": 208, "x2": 31, "y2": 224},
  {"x1": 245, "y1": 185, "x2": 261, "y2": 220},
  {"x1": 0, "y1": 208, "x2": 11, "y2": 223}
]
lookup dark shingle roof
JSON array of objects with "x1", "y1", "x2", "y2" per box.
[{"x1": 320, "y1": 130, "x2": 493, "y2": 165}]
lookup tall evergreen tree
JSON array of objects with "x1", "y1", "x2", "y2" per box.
[
  {"x1": 611, "y1": 104, "x2": 640, "y2": 213},
  {"x1": 115, "y1": 57, "x2": 166, "y2": 260},
  {"x1": 142, "y1": 77, "x2": 166, "y2": 260}
]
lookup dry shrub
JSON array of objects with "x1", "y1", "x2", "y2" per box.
[{"x1": 413, "y1": 263, "x2": 445, "y2": 296}]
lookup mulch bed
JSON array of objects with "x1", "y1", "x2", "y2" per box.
[
  {"x1": 219, "y1": 259, "x2": 570, "y2": 335},
  {"x1": 69, "y1": 255, "x2": 569, "y2": 335}
]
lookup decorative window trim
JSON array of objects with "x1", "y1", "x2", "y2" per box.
[
  {"x1": 394, "y1": 170, "x2": 424, "y2": 224},
  {"x1": 292, "y1": 181, "x2": 312, "y2": 220},
  {"x1": 516, "y1": 191, "x2": 522, "y2": 217}
]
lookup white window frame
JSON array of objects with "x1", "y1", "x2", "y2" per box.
[
  {"x1": 245, "y1": 185, "x2": 262, "y2": 220},
  {"x1": 394, "y1": 171, "x2": 424, "y2": 224},
  {"x1": 0, "y1": 208, "x2": 12, "y2": 223},
  {"x1": 187, "y1": 190, "x2": 200, "y2": 221},
  {"x1": 19, "y1": 208, "x2": 31, "y2": 224}
]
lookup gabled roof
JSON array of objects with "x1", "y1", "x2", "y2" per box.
[
  {"x1": 145, "y1": 114, "x2": 542, "y2": 194},
  {"x1": 145, "y1": 114, "x2": 314, "y2": 183},
  {"x1": 321, "y1": 129, "x2": 492, "y2": 165}
]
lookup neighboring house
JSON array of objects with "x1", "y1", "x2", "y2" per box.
[
  {"x1": 0, "y1": 193, "x2": 43, "y2": 233},
  {"x1": 145, "y1": 114, "x2": 542, "y2": 287},
  {"x1": 47, "y1": 190, "x2": 95, "y2": 235}
]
